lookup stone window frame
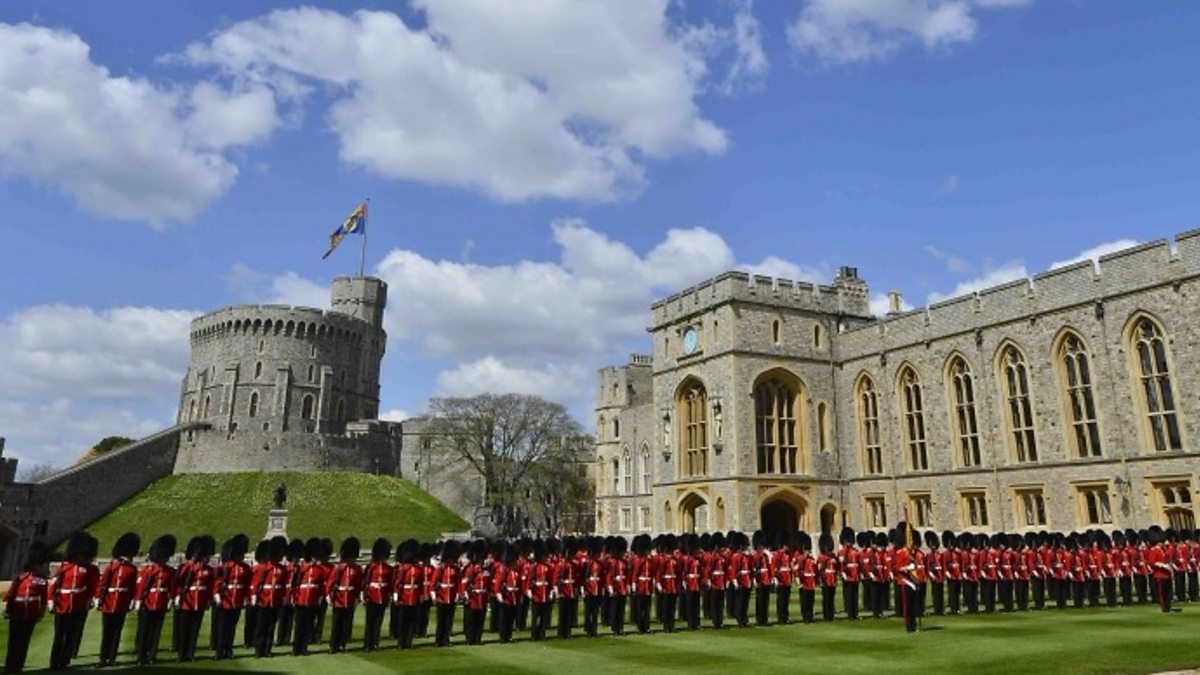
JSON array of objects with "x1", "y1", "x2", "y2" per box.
[
  {"x1": 202, "y1": 394, "x2": 212, "y2": 418},
  {"x1": 254, "y1": 361, "x2": 264, "y2": 379},
  {"x1": 247, "y1": 390, "x2": 260, "y2": 418},
  {"x1": 855, "y1": 373, "x2": 884, "y2": 477},
  {"x1": 1124, "y1": 312, "x2": 1185, "y2": 453},
  {"x1": 597, "y1": 414, "x2": 606, "y2": 443},
  {"x1": 753, "y1": 368, "x2": 807, "y2": 475},
  {"x1": 621, "y1": 446, "x2": 632, "y2": 496},
  {"x1": 1052, "y1": 328, "x2": 1103, "y2": 459},
  {"x1": 772, "y1": 318, "x2": 782, "y2": 345},
  {"x1": 995, "y1": 340, "x2": 1039, "y2": 464},
  {"x1": 907, "y1": 492, "x2": 933, "y2": 528},
  {"x1": 613, "y1": 418, "x2": 621, "y2": 440},
  {"x1": 1073, "y1": 481, "x2": 1114, "y2": 527},
  {"x1": 944, "y1": 353, "x2": 982, "y2": 469},
  {"x1": 864, "y1": 494, "x2": 887, "y2": 529},
  {"x1": 896, "y1": 363, "x2": 929, "y2": 472},
  {"x1": 676, "y1": 377, "x2": 709, "y2": 479},
  {"x1": 959, "y1": 489, "x2": 990, "y2": 529},
  {"x1": 1011, "y1": 485, "x2": 1047, "y2": 529},
  {"x1": 300, "y1": 394, "x2": 315, "y2": 420},
  {"x1": 639, "y1": 442, "x2": 651, "y2": 494},
  {"x1": 619, "y1": 507, "x2": 632, "y2": 532},
  {"x1": 611, "y1": 458, "x2": 619, "y2": 496},
  {"x1": 639, "y1": 505, "x2": 651, "y2": 532},
  {"x1": 816, "y1": 401, "x2": 831, "y2": 452},
  {"x1": 813, "y1": 323, "x2": 824, "y2": 350},
  {"x1": 1148, "y1": 476, "x2": 1196, "y2": 530}
]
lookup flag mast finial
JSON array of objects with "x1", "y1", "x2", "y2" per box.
[{"x1": 359, "y1": 197, "x2": 370, "y2": 278}]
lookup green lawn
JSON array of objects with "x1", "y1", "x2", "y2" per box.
[
  {"x1": 4, "y1": 599, "x2": 1199, "y2": 674},
  {"x1": 83, "y1": 471, "x2": 468, "y2": 553}
]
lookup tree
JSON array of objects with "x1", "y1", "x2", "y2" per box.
[
  {"x1": 75, "y1": 436, "x2": 134, "y2": 465},
  {"x1": 425, "y1": 393, "x2": 586, "y2": 537},
  {"x1": 18, "y1": 463, "x2": 60, "y2": 483}
]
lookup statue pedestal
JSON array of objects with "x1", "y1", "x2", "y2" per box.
[{"x1": 265, "y1": 509, "x2": 289, "y2": 540}]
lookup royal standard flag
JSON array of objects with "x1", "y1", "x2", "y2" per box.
[{"x1": 322, "y1": 201, "x2": 367, "y2": 259}]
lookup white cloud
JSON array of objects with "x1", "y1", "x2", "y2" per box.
[
  {"x1": 925, "y1": 244, "x2": 971, "y2": 273},
  {"x1": 0, "y1": 22, "x2": 278, "y2": 225},
  {"x1": 183, "y1": 4, "x2": 735, "y2": 202},
  {"x1": 379, "y1": 409, "x2": 411, "y2": 423},
  {"x1": 1050, "y1": 239, "x2": 1139, "y2": 271},
  {"x1": 742, "y1": 256, "x2": 826, "y2": 282},
  {"x1": 0, "y1": 399, "x2": 167, "y2": 468},
  {"x1": 787, "y1": 0, "x2": 1029, "y2": 64},
  {"x1": 869, "y1": 292, "x2": 915, "y2": 317},
  {"x1": 927, "y1": 262, "x2": 1028, "y2": 304},
  {"x1": 435, "y1": 357, "x2": 592, "y2": 402},
  {"x1": 723, "y1": 1, "x2": 769, "y2": 93}
]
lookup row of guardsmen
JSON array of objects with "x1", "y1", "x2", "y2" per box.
[{"x1": 2, "y1": 523, "x2": 1190, "y2": 670}]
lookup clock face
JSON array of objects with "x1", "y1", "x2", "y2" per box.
[{"x1": 682, "y1": 326, "x2": 699, "y2": 354}]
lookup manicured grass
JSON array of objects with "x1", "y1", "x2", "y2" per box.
[
  {"x1": 4, "y1": 599, "x2": 1200, "y2": 673},
  {"x1": 82, "y1": 471, "x2": 468, "y2": 553}
]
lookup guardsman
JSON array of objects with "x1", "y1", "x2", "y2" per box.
[
  {"x1": 555, "y1": 537, "x2": 582, "y2": 639},
  {"x1": 243, "y1": 539, "x2": 268, "y2": 649},
  {"x1": 3, "y1": 540, "x2": 50, "y2": 674},
  {"x1": 795, "y1": 532, "x2": 817, "y2": 624},
  {"x1": 1051, "y1": 534, "x2": 1069, "y2": 609},
  {"x1": 1014, "y1": 534, "x2": 1032, "y2": 611},
  {"x1": 313, "y1": 539, "x2": 334, "y2": 645},
  {"x1": 680, "y1": 535, "x2": 703, "y2": 631},
  {"x1": 1171, "y1": 530, "x2": 1189, "y2": 605},
  {"x1": 837, "y1": 527, "x2": 860, "y2": 620},
  {"x1": 773, "y1": 532, "x2": 794, "y2": 625},
  {"x1": 1189, "y1": 529, "x2": 1200, "y2": 601},
  {"x1": 1134, "y1": 530, "x2": 1151, "y2": 604},
  {"x1": 327, "y1": 537, "x2": 363, "y2": 653},
  {"x1": 998, "y1": 535, "x2": 1015, "y2": 612},
  {"x1": 1069, "y1": 534, "x2": 1089, "y2": 608},
  {"x1": 362, "y1": 538, "x2": 392, "y2": 651},
  {"x1": 70, "y1": 535, "x2": 100, "y2": 661},
  {"x1": 431, "y1": 540, "x2": 462, "y2": 647},
  {"x1": 212, "y1": 534, "x2": 251, "y2": 660},
  {"x1": 460, "y1": 540, "x2": 490, "y2": 645},
  {"x1": 176, "y1": 535, "x2": 216, "y2": 662},
  {"x1": 605, "y1": 537, "x2": 629, "y2": 636},
  {"x1": 656, "y1": 535, "x2": 680, "y2": 633},
  {"x1": 1147, "y1": 527, "x2": 1174, "y2": 612},
  {"x1": 731, "y1": 532, "x2": 754, "y2": 627},
  {"x1": 860, "y1": 532, "x2": 878, "y2": 618},
  {"x1": 893, "y1": 524, "x2": 919, "y2": 633},
  {"x1": 1100, "y1": 532, "x2": 1118, "y2": 607},
  {"x1": 704, "y1": 532, "x2": 728, "y2": 628},
  {"x1": 513, "y1": 540, "x2": 531, "y2": 633},
  {"x1": 172, "y1": 537, "x2": 198, "y2": 654},
  {"x1": 290, "y1": 539, "x2": 326, "y2": 655},
  {"x1": 925, "y1": 531, "x2": 945, "y2": 615},
  {"x1": 392, "y1": 540, "x2": 423, "y2": 649},
  {"x1": 980, "y1": 534, "x2": 999, "y2": 613},
  {"x1": 944, "y1": 532, "x2": 961, "y2": 614},
  {"x1": 493, "y1": 543, "x2": 520, "y2": 643},
  {"x1": 250, "y1": 536, "x2": 289, "y2": 658},
  {"x1": 1115, "y1": 531, "x2": 1134, "y2": 605},
  {"x1": 629, "y1": 535, "x2": 654, "y2": 634},
  {"x1": 582, "y1": 537, "x2": 605, "y2": 637},
  {"x1": 751, "y1": 531, "x2": 775, "y2": 626},
  {"x1": 962, "y1": 535, "x2": 980, "y2": 614},
  {"x1": 48, "y1": 531, "x2": 99, "y2": 670},
  {"x1": 526, "y1": 540, "x2": 554, "y2": 640},
  {"x1": 1086, "y1": 531, "x2": 1103, "y2": 608},
  {"x1": 817, "y1": 533, "x2": 838, "y2": 621},
  {"x1": 134, "y1": 535, "x2": 178, "y2": 666},
  {"x1": 96, "y1": 532, "x2": 140, "y2": 667},
  {"x1": 275, "y1": 538, "x2": 304, "y2": 647},
  {"x1": 1032, "y1": 532, "x2": 1051, "y2": 610}
]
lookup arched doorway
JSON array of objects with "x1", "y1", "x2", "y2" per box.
[
  {"x1": 760, "y1": 491, "x2": 807, "y2": 536},
  {"x1": 820, "y1": 504, "x2": 837, "y2": 536},
  {"x1": 679, "y1": 492, "x2": 708, "y2": 534}
]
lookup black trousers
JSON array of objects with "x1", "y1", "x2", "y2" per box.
[
  {"x1": 708, "y1": 588, "x2": 725, "y2": 628},
  {"x1": 981, "y1": 580, "x2": 996, "y2": 612},
  {"x1": 530, "y1": 601, "x2": 552, "y2": 640},
  {"x1": 397, "y1": 604, "x2": 419, "y2": 649},
  {"x1": 364, "y1": 603, "x2": 387, "y2": 650},
  {"x1": 725, "y1": 587, "x2": 740, "y2": 626},
  {"x1": 99, "y1": 611, "x2": 128, "y2": 665},
  {"x1": 947, "y1": 579, "x2": 961, "y2": 613},
  {"x1": 1071, "y1": 580, "x2": 1085, "y2": 608},
  {"x1": 50, "y1": 612, "x2": 84, "y2": 669},
  {"x1": 1135, "y1": 575, "x2": 1149, "y2": 604},
  {"x1": 1189, "y1": 572, "x2": 1198, "y2": 601},
  {"x1": 869, "y1": 581, "x2": 885, "y2": 618},
  {"x1": 931, "y1": 582, "x2": 945, "y2": 615},
  {"x1": 900, "y1": 584, "x2": 918, "y2": 632},
  {"x1": 514, "y1": 597, "x2": 528, "y2": 631},
  {"x1": 1119, "y1": 577, "x2": 1133, "y2": 605},
  {"x1": 800, "y1": 589, "x2": 815, "y2": 623},
  {"x1": 1032, "y1": 578, "x2": 1046, "y2": 609},
  {"x1": 254, "y1": 606, "x2": 280, "y2": 657},
  {"x1": 135, "y1": 609, "x2": 166, "y2": 665},
  {"x1": 435, "y1": 603, "x2": 456, "y2": 646},
  {"x1": 999, "y1": 580, "x2": 1013, "y2": 611},
  {"x1": 821, "y1": 586, "x2": 836, "y2": 621},
  {"x1": 583, "y1": 596, "x2": 602, "y2": 636},
  {"x1": 177, "y1": 609, "x2": 207, "y2": 661},
  {"x1": 660, "y1": 594, "x2": 677, "y2": 633},
  {"x1": 609, "y1": 595, "x2": 627, "y2": 635},
  {"x1": 330, "y1": 606, "x2": 355, "y2": 652},
  {"x1": 489, "y1": 598, "x2": 500, "y2": 633},
  {"x1": 1104, "y1": 578, "x2": 1118, "y2": 607},
  {"x1": 314, "y1": 601, "x2": 328, "y2": 644},
  {"x1": 775, "y1": 585, "x2": 791, "y2": 624},
  {"x1": 213, "y1": 606, "x2": 243, "y2": 658},
  {"x1": 754, "y1": 586, "x2": 772, "y2": 625},
  {"x1": 1054, "y1": 578, "x2": 1069, "y2": 609},
  {"x1": 243, "y1": 606, "x2": 258, "y2": 648},
  {"x1": 558, "y1": 597, "x2": 578, "y2": 638},
  {"x1": 682, "y1": 591, "x2": 701, "y2": 630},
  {"x1": 464, "y1": 606, "x2": 485, "y2": 645},
  {"x1": 842, "y1": 581, "x2": 859, "y2": 619},
  {"x1": 497, "y1": 603, "x2": 516, "y2": 643},
  {"x1": 291, "y1": 605, "x2": 316, "y2": 655},
  {"x1": 1015, "y1": 580, "x2": 1029, "y2": 611},
  {"x1": 963, "y1": 581, "x2": 979, "y2": 613},
  {"x1": 5, "y1": 618, "x2": 37, "y2": 674},
  {"x1": 632, "y1": 594, "x2": 652, "y2": 634},
  {"x1": 276, "y1": 605, "x2": 295, "y2": 646},
  {"x1": 1087, "y1": 579, "x2": 1101, "y2": 607},
  {"x1": 1155, "y1": 577, "x2": 1173, "y2": 612},
  {"x1": 1174, "y1": 572, "x2": 1186, "y2": 603}
]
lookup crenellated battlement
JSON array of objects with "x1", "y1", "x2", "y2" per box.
[{"x1": 189, "y1": 304, "x2": 378, "y2": 347}]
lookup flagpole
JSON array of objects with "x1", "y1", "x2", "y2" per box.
[{"x1": 359, "y1": 197, "x2": 369, "y2": 278}]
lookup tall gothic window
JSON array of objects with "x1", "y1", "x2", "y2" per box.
[
  {"x1": 678, "y1": 381, "x2": 708, "y2": 478},
  {"x1": 948, "y1": 356, "x2": 981, "y2": 467},
  {"x1": 755, "y1": 376, "x2": 800, "y2": 474},
  {"x1": 622, "y1": 447, "x2": 632, "y2": 495},
  {"x1": 1129, "y1": 316, "x2": 1182, "y2": 452},
  {"x1": 898, "y1": 366, "x2": 928, "y2": 471},
  {"x1": 301, "y1": 394, "x2": 315, "y2": 420},
  {"x1": 247, "y1": 391, "x2": 259, "y2": 418},
  {"x1": 640, "y1": 444, "x2": 651, "y2": 494},
  {"x1": 611, "y1": 459, "x2": 619, "y2": 495},
  {"x1": 1057, "y1": 331, "x2": 1102, "y2": 458},
  {"x1": 999, "y1": 344, "x2": 1038, "y2": 462},
  {"x1": 857, "y1": 376, "x2": 883, "y2": 475}
]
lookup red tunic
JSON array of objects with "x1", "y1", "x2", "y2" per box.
[
  {"x1": 705, "y1": 551, "x2": 728, "y2": 590},
  {"x1": 657, "y1": 554, "x2": 680, "y2": 594},
  {"x1": 96, "y1": 559, "x2": 138, "y2": 614},
  {"x1": 775, "y1": 551, "x2": 795, "y2": 587},
  {"x1": 526, "y1": 561, "x2": 554, "y2": 603},
  {"x1": 252, "y1": 561, "x2": 289, "y2": 608},
  {"x1": 215, "y1": 560, "x2": 252, "y2": 610},
  {"x1": 460, "y1": 562, "x2": 490, "y2": 610},
  {"x1": 731, "y1": 551, "x2": 754, "y2": 590},
  {"x1": 818, "y1": 553, "x2": 839, "y2": 587},
  {"x1": 433, "y1": 562, "x2": 460, "y2": 605},
  {"x1": 393, "y1": 563, "x2": 424, "y2": 606},
  {"x1": 797, "y1": 553, "x2": 818, "y2": 591},
  {"x1": 363, "y1": 561, "x2": 393, "y2": 605},
  {"x1": 582, "y1": 556, "x2": 604, "y2": 597},
  {"x1": 495, "y1": 564, "x2": 521, "y2": 605},
  {"x1": 4, "y1": 571, "x2": 49, "y2": 621},
  {"x1": 49, "y1": 562, "x2": 99, "y2": 614},
  {"x1": 326, "y1": 562, "x2": 364, "y2": 609},
  {"x1": 1148, "y1": 544, "x2": 1173, "y2": 580},
  {"x1": 606, "y1": 556, "x2": 630, "y2": 596},
  {"x1": 753, "y1": 550, "x2": 775, "y2": 587},
  {"x1": 555, "y1": 555, "x2": 579, "y2": 599},
  {"x1": 838, "y1": 546, "x2": 860, "y2": 583},
  {"x1": 135, "y1": 563, "x2": 177, "y2": 612},
  {"x1": 178, "y1": 563, "x2": 216, "y2": 611}
]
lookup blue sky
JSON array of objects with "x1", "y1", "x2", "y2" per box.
[{"x1": 2, "y1": 1, "x2": 1198, "y2": 469}]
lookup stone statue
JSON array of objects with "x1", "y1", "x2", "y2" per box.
[{"x1": 274, "y1": 482, "x2": 288, "y2": 509}]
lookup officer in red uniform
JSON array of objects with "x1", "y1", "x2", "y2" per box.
[
  {"x1": 48, "y1": 532, "x2": 99, "y2": 671},
  {"x1": 134, "y1": 534, "x2": 178, "y2": 665},
  {"x1": 794, "y1": 532, "x2": 817, "y2": 624},
  {"x1": 1015, "y1": 534, "x2": 1033, "y2": 611},
  {"x1": 704, "y1": 532, "x2": 728, "y2": 629},
  {"x1": 251, "y1": 536, "x2": 289, "y2": 657},
  {"x1": 555, "y1": 537, "x2": 582, "y2": 639},
  {"x1": 290, "y1": 538, "x2": 327, "y2": 655},
  {"x1": 460, "y1": 540, "x2": 490, "y2": 645},
  {"x1": 326, "y1": 537, "x2": 363, "y2": 653},
  {"x1": 981, "y1": 534, "x2": 1000, "y2": 613},
  {"x1": 962, "y1": 535, "x2": 981, "y2": 614},
  {"x1": 95, "y1": 532, "x2": 139, "y2": 667},
  {"x1": 998, "y1": 535, "x2": 1015, "y2": 612},
  {"x1": 655, "y1": 535, "x2": 680, "y2": 633},
  {"x1": 176, "y1": 535, "x2": 216, "y2": 662},
  {"x1": 837, "y1": 527, "x2": 860, "y2": 620},
  {"x1": 314, "y1": 538, "x2": 335, "y2": 645},
  {"x1": 1147, "y1": 527, "x2": 1174, "y2": 612},
  {"x1": 212, "y1": 534, "x2": 251, "y2": 660},
  {"x1": 392, "y1": 539, "x2": 424, "y2": 649},
  {"x1": 524, "y1": 540, "x2": 553, "y2": 640},
  {"x1": 432, "y1": 540, "x2": 462, "y2": 647},
  {"x1": 751, "y1": 531, "x2": 775, "y2": 626},
  {"x1": 605, "y1": 537, "x2": 630, "y2": 636},
  {"x1": 817, "y1": 533, "x2": 838, "y2": 621},
  {"x1": 494, "y1": 542, "x2": 522, "y2": 643},
  {"x1": 773, "y1": 532, "x2": 794, "y2": 625},
  {"x1": 925, "y1": 531, "x2": 945, "y2": 615},
  {"x1": 362, "y1": 538, "x2": 392, "y2": 651},
  {"x1": 1115, "y1": 530, "x2": 1134, "y2": 605},
  {"x1": 1033, "y1": 532, "x2": 1052, "y2": 610},
  {"x1": 944, "y1": 532, "x2": 962, "y2": 614},
  {"x1": 730, "y1": 532, "x2": 754, "y2": 627},
  {"x1": 1052, "y1": 533, "x2": 1071, "y2": 609},
  {"x1": 680, "y1": 535, "x2": 703, "y2": 631},
  {"x1": 581, "y1": 537, "x2": 605, "y2": 636},
  {"x1": 893, "y1": 524, "x2": 919, "y2": 633},
  {"x1": 3, "y1": 540, "x2": 50, "y2": 674},
  {"x1": 243, "y1": 539, "x2": 269, "y2": 649}
]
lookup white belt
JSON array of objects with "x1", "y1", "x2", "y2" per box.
[
  {"x1": 188, "y1": 585, "x2": 207, "y2": 591},
  {"x1": 106, "y1": 588, "x2": 131, "y2": 593},
  {"x1": 14, "y1": 597, "x2": 41, "y2": 603},
  {"x1": 337, "y1": 586, "x2": 355, "y2": 591},
  {"x1": 225, "y1": 584, "x2": 244, "y2": 589},
  {"x1": 369, "y1": 582, "x2": 387, "y2": 587},
  {"x1": 299, "y1": 584, "x2": 321, "y2": 589}
]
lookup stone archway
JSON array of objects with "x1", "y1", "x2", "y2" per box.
[
  {"x1": 759, "y1": 490, "x2": 808, "y2": 537},
  {"x1": 679, "y1": 492, "x2": 708, "y2": 534},
  {"x1": 820, "y1": 503, "x2": 837, "y2": 536}
]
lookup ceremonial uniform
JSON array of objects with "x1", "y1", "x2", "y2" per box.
[
  {"x1": 251, "y1": 537, "x2": 290, "y2": 658},
  {"x1": 212, "y1": 535, "x2": 252, "y2": 659},
  {"x1": 327, "y1": 538, "x2": 364, "y2": 653},
  {"x1": 95, "y1": 550, "x2": 138, "y2": 666},
  {"x1": 527, "y1": 545, "x2": 555, "y2": 640},
  {"x1": 838, "y1": 540, "x2": 861, "y2": 619},
  {"x1": 680, "y1": 539, "x2": 704, "y2": 630},
  {"x1": 894, "y1": 544, "x2": 919, "y2": 633},
  {"x1": 392, "y1": 541, "x2": 424, "y2": 649},
  {"x1": 48, "y1": 534, "x2": 100, "y2": 671},
  {"x1": 175, "y1": 536, "x2": 216, "y2": 662},
  {"x1": 432, "y1": 542, "x2": 462, "y2": 647},
  {"x1": 1148, "y1": 536, "x2": 1174, "y2": 612},
  {"x1": 134, "y1": 535, "x2": 178, "y2": 665},
  {"x1": 461, "y1": 543, "x2": 491, "y2": 645},
  {"x1": 751, "y1": 540, "x2": 775, "y2": 626},
  {"x1": 3, "y1": 542, "x2": 50, "y2": 674},
  {"x1": 582, "y1": 542, "x2": 606, "y2": 637},
  {"x1": 704, "y1": 539, "x2": 728, "y2": 628},
  {"x1": 773, "y1": 538, "x2": 794, "y2": 625},
  {"x1": 605, "y1": 544, "x2": 629, "y2": 636},
  {"x1": 655, "y1": 539, "x2": 680, "y2": 633},
  {"x1": 555, "y1": 544, "x2": 582, "y2": 638},
  {"x1": 817, "y1": 535, "x2": 839, "y2": 621}
]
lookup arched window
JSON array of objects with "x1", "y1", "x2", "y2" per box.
[
  {"x1": 308, "y1": 364, "x2": 315, "y2": 383},
  {"x1": 247, "y1": 391, "x2": 259, "y2": 418},
  {"x1": 712, "y1": 320, "x2": 720, "y2": 344},
  {"x1": 813, "y1": 324, "x2": 823, "y2": 349},
  {"x1": 1128, "y1": 315, "x2": 1182, "y2": 452},
  {"x1": 998, "y1": 344, "x2": 1038, "y2": 462},
  {"x1": 254, "y1": 361, "x2": 263, "y2": 379},
  {"x1": 755, "y1": 375, "x2": 801, "y2": 474},
  {"x1": 947, "y1": 355, "x2": 981, "y2": 467},
  {"x1": 188, "y1": 399, "x2": 196, "y2": 422},
  {"x1": 857, "y1": 375, "x2": 883, "y2": 475},
  {"x1": 817, "y1": 402, "x2": 830, "y2": 452},
  {"x1": 622, "y1": 447, "x2": 632, "y2": 495},
  {"x1": 898, "y1": 365, "x2": 928, "y2": 471},
  {"x1": 640, "y1": 444, "x2": 651, "y2": 494},
  {"x1": 677, "y1": 380, "x2": 708, "y2": 478},
  {"x1": 611, "y1": 459, "x2": 619, "y2": 495},
  {"x1": 1056, "y1": 331, "x2": 1102, "y2": 458},
  {"x1": 772, "y1": 319, "x2": 781, "y2": 345},
  {"x1": 613, "y1": 418, "x2": 621, "y2": 440},
  {"x1": 202, "y1": 395, "x2": 211, "y2": 418},
  {"x1": 336, "y1": 398, "x2": 347, "y2": 423},
  {"x1": 301, "y1": 394, "x2": 315, "y2": 420}
]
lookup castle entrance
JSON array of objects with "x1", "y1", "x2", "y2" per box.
[
  {"x1": 759, "y1": 492, "x2": 807, "y2": 536},
  {"x1": 679, "y1": 493, "x2": 708, "y2": 533},
  {"x1": 820, "y1": 504, "x2": 837, "y2": 536}
]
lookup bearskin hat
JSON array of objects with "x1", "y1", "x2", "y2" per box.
[
  {"x1": 149, "y1": 534, "x2": 177, "y2": 564},
  {"x1": 818, "y1": 533, "x2": 835, "y2": 554},
  {"x1": 797, "y1": 532, "x2": 813, "y2": 553},
  {"x1": 839, "y1": 526, "x2": 856, "y2": 546},
  {"x1": 269, "y1": 535, "x2": 289, "y2": 562},
  {"x1": 340, "y1": 537, "x2": 361, "y2": 562},
  {"x1": 253, "y1": 538, "x2": 270, "y2": 563},
  {"x1": 371, "y1": 538, "x2": 392, "y2": 562},
  {"x1": 924, "y1": 530, "x2": 940, "y2": 549},
  {"x1": 112, "y1": 532, "x2": 140, "y2": 560},
  {"x1": 24, "y1": 540, "x2": 51, "y2": 570}
]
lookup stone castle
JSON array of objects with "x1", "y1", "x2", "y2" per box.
[{"x1": 595, "y1": 232, "x2": 1200, "y2": 538}]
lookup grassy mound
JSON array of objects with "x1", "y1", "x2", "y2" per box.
[{"x1": 84, "y1": 471, "x2": 468, "y2": 553}]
